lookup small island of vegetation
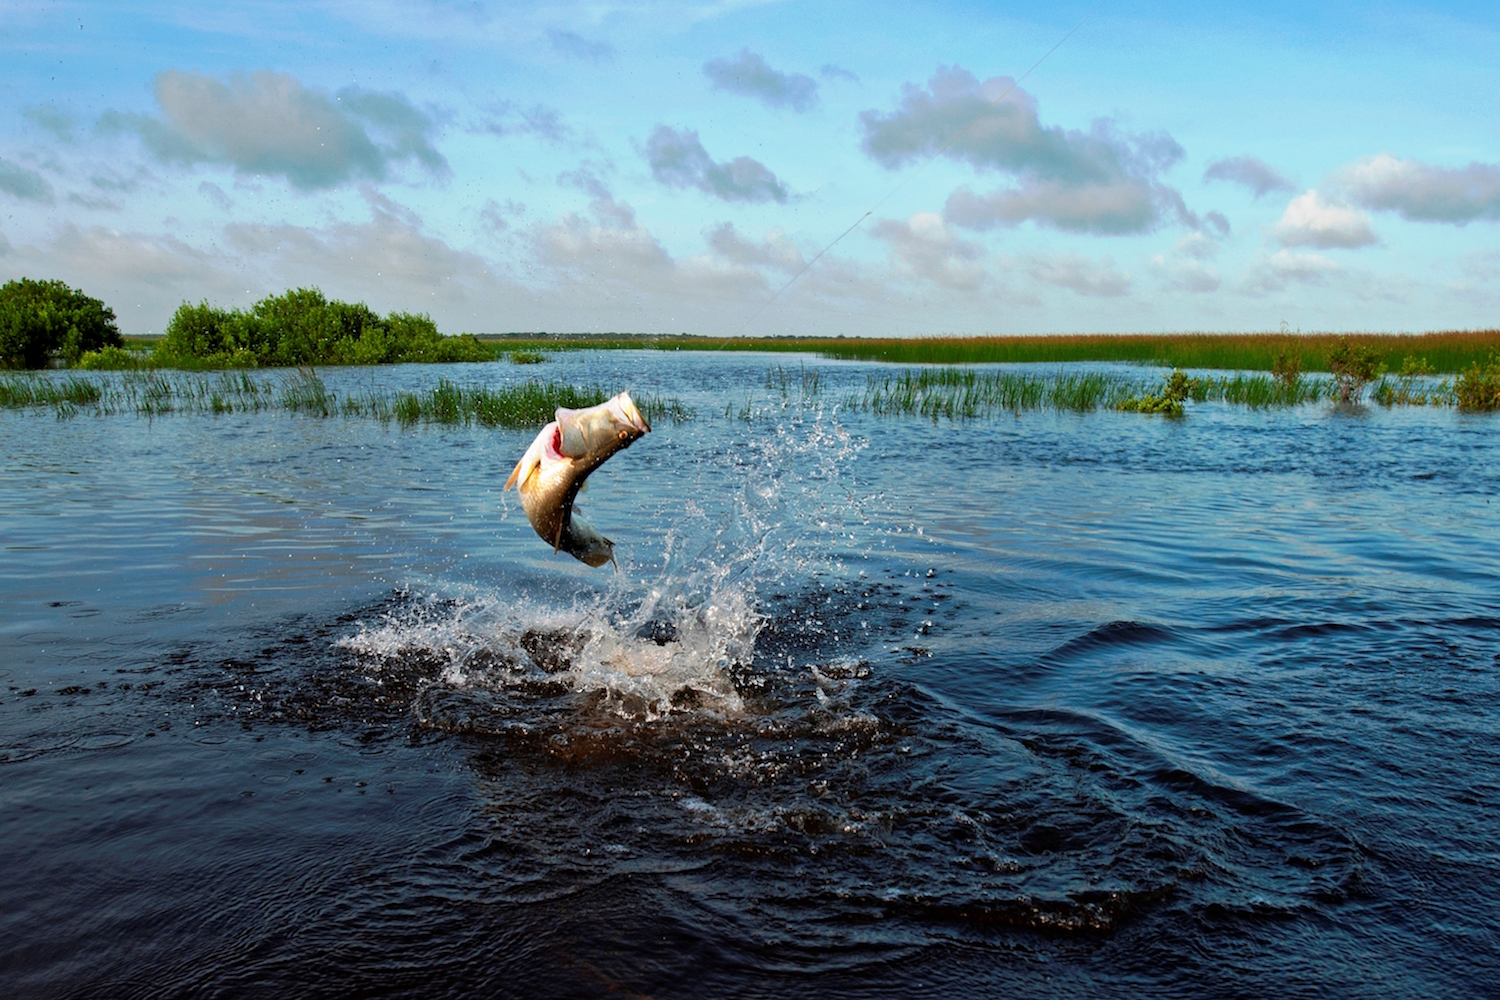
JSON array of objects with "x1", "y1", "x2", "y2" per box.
[{"x1": 90, "y1": 287, "x2": 491, "y2": 369}]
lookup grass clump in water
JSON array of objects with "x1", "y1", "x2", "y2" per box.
[
  {"x1": 1373, "y1": 356, "x2": 1442, "y2": 406},
  {"x1": 0, "y1": 369, "x2": 693, "y2": 427},
  {"x1": 851, "y1": 367, "x2": 1136, "y2": 419},
  {"x1": 368, "y1": 380, "x2": 693, "y2": 427},
  {"x1": 0, "y1": 373, "x2": 104, "y2": 416},
  {"x1": 765, "y1": 362, "x2": 822, "y2": 400},
  {"x1": 508, "y1": 349, "x2": 547, "y2": 365}
]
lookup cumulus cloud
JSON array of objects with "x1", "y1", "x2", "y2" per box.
[
  {"x1": 1024, "y1": 252, "x2": 1130, "y2": 297},
  {"x1": 860, "y1": 67, "x2": 1189, "y2": 235},
  {"x1": 1337, "y1": 153, "x2": 1500, "y2": 224},
  {"x1": 1173, "y1": 231, "x2": 1220, "y2": 260},
  {"x1": 646, "y1": 126, "x2": 789, "y2": 203},
  {"x1": 0, "y1": 158, "x2": 54, "y2": 202},
  {"x1": 946, "y1": 180, "x2": 1167, "y2": 235},
  {"x1": 1274, "y1": 190, "x2": 1378, "y2": 249},
  {"x1": 97, "y1": 70, "x2": 446, "y2": 190},
  {"x1": 1243, "y1": 250, "x2": 1343, "y2": 294},
  {"x1": 703, "y1": 50, "x2": 818, "y2": 112},
  {"x1": 223, "y1": 191, "x2": 494, "y2": 302},
  {"x1": 870, "y1": 212, "x2": 986, "y2": 291},
  {"x1": 1149, "y1": 254, "x2": 1220, "y2": 293},
  {"x1": 1203, "y1": 155, "x2": 1294, "y2": 197},
  {"x1": 534, "y1": 188, "x2": 674, "y2": 283},
  {"x1": 705, "y1": 222, "x2": 804, "y2": 273},
  {"x1": 548, "y1": 29, "x2": 615, "y2": 63}
]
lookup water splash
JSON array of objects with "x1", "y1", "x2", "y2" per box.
[{"x1": 339, "y1": 401, "x2": 871, "y2": 724}]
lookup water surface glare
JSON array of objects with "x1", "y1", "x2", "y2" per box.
[{"x1": 2, "y1": 352, "x2": 1497, "y2": 998}]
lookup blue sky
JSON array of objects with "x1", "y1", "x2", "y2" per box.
[{"x1": 2, "y1": 0, "x2": 1498, "y2": 336}]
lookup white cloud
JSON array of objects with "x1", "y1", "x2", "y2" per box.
[
  {"x1": 646, "y1": 126, "x2": 789, "y2": 203},
  {"x1": 1273, "y1": 190, "x2": 1378, "y2": 249},
  {"x1": 1243, "y1": 250, "x2": 1343, "y2": 294},
  {"x1": 1337, "y1": 153, "x2": 1500, "y2": 225},
  {"x1": 946, "y1": 178, "x2": 1165, "y2": 236},
  {"x1": 703, "y1": 50, "x2": 818, "y2": 112},
  {"x1": 1024, "y1": 252, "x2": 1130, "y2": 297},
  {"x1": 1150, "y1": 254, "x2": 1220, "y2": 293},
  {"x1": 870, "y1": 212, "x2": 986, "y2": 291},
  {"x1": 860, "y1": 66, "x2": 1191, "y2": 235},
  {"x1": 705, "y1": 222, "x2": 804, "y2": 273},
  {"x1": 97, "y1": 71, "x2": 446, "y2": 190}
]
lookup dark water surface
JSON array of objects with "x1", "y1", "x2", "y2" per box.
[{"x1": 3, "y1": 353, "x2": 1497, "y2": 998}]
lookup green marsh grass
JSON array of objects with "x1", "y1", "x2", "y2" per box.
[
  {"x1": 850, "y1": 367, "x2": 1139, "y2": 418},
  {"x1": 847, "y1": 367, "x2": 1332, "y2": 419},
  {"x1": 0, "y1": 370, "x2": 693, "y2": 426}
]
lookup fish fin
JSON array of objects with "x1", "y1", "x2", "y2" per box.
[{"x1": 505, "y1": 423, "x2": 553, "y2": 490}]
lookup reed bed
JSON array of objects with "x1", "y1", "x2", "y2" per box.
[
  {"x1": 476, "y1": 331, "x2": 1500, "y2": 374},
  {"x1": 849, "y1": 368, "x2": 1139, "y2": 418},
  {"x1": 0, "y1": 370, "x2": 693, "y2": 427},
  {"x1": 821, "y1": 332, "x2": 1500, "y2": 373},
  {"x1": 846, "y1": 367, "x2": 1342, "y2": 418}
]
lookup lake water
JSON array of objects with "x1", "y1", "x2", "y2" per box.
[{"x1": 2, "y1": 351, "x2": 1497, "y2": 998}]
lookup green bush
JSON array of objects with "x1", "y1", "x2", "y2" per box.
[
  {"x1": 1454, "y1": 355, "x2": 1500, "y2": 412},
  {"x1": 77, "y1": 344, "x2": 151, "y2": 370},
  {"x1": 1119, "y1": 369, "x2": 1197, "y2": 416},
  {"x1": 0, "y1": 278, "x2": 122, "y2": 368},
  {"x1": 157, "y1": 288, "x2": 490, "y2": 368},
  {"x1": 1327, "y1": 336, "x2": 1385, "y2": 403}
]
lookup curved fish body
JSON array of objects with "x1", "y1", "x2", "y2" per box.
[{"x1": 504, "y1": 391, "x2": 650, "y2": 568}]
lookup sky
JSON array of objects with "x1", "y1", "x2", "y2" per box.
[{"x1": 2, "y1": 1, "x2": 1498, "y2": 336}]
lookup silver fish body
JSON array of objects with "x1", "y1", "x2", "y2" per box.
[{"x1": 504, "y1": 391, "x2": 650, "y2": 568}]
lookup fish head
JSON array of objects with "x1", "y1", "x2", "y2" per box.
[{"x1": 554, "y1": 391, "x2": 651, "y2": 468}]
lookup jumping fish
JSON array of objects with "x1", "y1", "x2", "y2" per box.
[{"x1": 504, "y1": 392, "x2": 651, "y2": 568}]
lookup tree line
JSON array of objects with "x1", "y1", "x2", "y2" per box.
[{"x1": 0, "y1": 278, "x2": 489, "y2": 369}]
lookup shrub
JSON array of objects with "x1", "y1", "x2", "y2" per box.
[
  {"x1": 1327, "y1": 336, "x2": 1385, "y2": 403},
  {"x1": 1454, "y1": 355, "x2": 1500, "y2": 411},
  {"x1": 157, "y1": 288, "x2": 490, "y2": 367},
  {"x1": 1119, "y1": 369, "x2": 1197, "y2": 416},
  {"x1": 1373, "y1": 355, "x2": 1435, "y2": 406},
  {"x1": 1271, "y1": 346, "x2": 1303, "y2": 388},
  {"x1": 0, "y1": 278, "x2": 122, "y2": 368},
  {"x1": 77, "y1": 344, "x2": 152, "y2": 370}
]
